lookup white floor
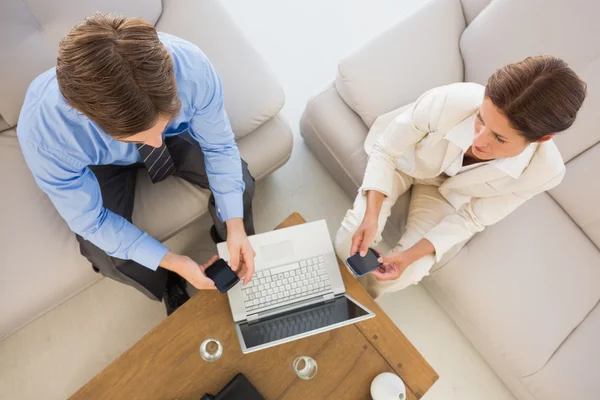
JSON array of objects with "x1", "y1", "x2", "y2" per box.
[{"x1": 0, "y1": 1, "x2": 515, "y2": 399}]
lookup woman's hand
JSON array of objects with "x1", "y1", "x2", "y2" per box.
[
  {"x1": 370, "y1": 239, "x2": 436, "y2": 281},
  {"x1": 371, "y1": 250, "x2": 412, "y2": 281},
  {"x1": 351, "y1": 216, "x2": 378, "y2": 256},
  {"x1": 350, "y1": 190, "x2": 386, "y2": 256}
]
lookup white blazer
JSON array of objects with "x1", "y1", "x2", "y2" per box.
[{"x1": 362, "y1": 82, "x2": 566, "y2": 261}]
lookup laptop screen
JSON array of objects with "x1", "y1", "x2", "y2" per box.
[{"x1": 238, "y1": 295, "x2": 371, "y2": 351}]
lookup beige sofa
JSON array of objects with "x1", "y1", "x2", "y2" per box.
[
  {"x1": 300, "y1": 0, "x2": 600, "y2": 399},
  {"x1": 0, "y1": 0, "x2": 292, "y2": 341}
]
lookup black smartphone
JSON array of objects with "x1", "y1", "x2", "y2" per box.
[
  {"x1": 345, "y1": 248, "x2": 382, "y2": 277},
  {"x1": 204, "y1": 258, "x2": 240, "y2": 293}
]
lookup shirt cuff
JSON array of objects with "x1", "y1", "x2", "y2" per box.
[
  {"x1": 361, "y1": 161, "x2": 395, "y2": 197},
  {"x1": 423, "y1": 231, "x2": 446, "y2": 263},
  {"x1": 130, "y1": 234, "x2": 170, "y2": 271},
  {"x1": 215, "y1": 191, "x2": 244, "y2": 222}
]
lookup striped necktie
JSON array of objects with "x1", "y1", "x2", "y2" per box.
[{"x1": 137, "y1": 143, "x2": 175, "y2": 183}]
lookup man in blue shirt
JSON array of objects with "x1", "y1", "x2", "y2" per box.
[{"x1": 17, "y1": 14, "x2": 256, "y2": 314}]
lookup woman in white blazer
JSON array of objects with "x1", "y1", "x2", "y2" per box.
[{"x1": 335, "y1": 56, "x2": 587, "y2": 298}]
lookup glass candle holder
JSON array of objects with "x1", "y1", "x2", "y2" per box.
[
  {"x1": 293, "y1": 356, "x2": 318, "y2": 380},
  {"x1": 200, "y1": 338, "x2": 223, "y2": 362}
]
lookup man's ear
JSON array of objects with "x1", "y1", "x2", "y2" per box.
[{"x1": 537, "y1": 134, "x2": 555, "y2": 143}]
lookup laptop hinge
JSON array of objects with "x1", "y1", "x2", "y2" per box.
[
  {"x1": 247, "y1": 314, "x2": 260, "y2": 323},
  {"x1": 323, "y1": 293, "x2": 335, "y2": 301}
]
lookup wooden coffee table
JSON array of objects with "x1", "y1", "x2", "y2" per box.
[{"x1": 70, "y1": 213, "x2": 438, "y2": 400}]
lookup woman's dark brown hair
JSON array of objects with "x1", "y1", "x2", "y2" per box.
[
  {"x1": 485, "y1": 56, "x2": 587, "y2": 142},
  {"x1": 56, "y1": 13, "x2": 181, "y2": 138}
]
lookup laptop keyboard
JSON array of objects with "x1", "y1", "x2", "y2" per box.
[{"x1": 243, "y1": 255, "x2": 332, "y2": 312}]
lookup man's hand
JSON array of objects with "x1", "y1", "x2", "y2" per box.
[
  {"x1": 160, "y1": 252, "x2": 217, "y2": 290},
  {"x1": 226, "y1": 218, "x2": 256, "y2": 285},
  {"x1": 371, "y1": 250, "x2": 412, "y2": 281},
  {"x1": 351, "y1": 216, "x2": 378, "y2": 257}
]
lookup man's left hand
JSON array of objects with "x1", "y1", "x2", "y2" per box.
[
  {"x1": 371, "y1": 250, "x2": 412, "y2": 281},
  {"x1": 226, "y1": 218, "x2": 256, "y2": 285}
]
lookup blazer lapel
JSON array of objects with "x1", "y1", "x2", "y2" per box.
[{"x1": 442, "y1": 163, "x2": 508, "y2": 190}]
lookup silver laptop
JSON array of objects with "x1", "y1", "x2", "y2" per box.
[{"x1": 217, "y1": 220, "x2": 375, "y2": 353}]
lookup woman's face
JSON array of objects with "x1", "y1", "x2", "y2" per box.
[{"x1": 471, "y1": 97, "x2": 530, "y2": 160}]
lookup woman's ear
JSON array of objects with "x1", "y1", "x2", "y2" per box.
[{"x1": 537, "y1": 134, "x2": 555, "y2": 143}]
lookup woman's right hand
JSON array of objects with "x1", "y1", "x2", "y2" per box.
[{"x1": 350, "y1": 215, "x2": 378, "y2": 257}]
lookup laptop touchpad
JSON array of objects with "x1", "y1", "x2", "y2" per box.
[{"x1": 261, "y1": 241, "x2": 294, "y2": 263}]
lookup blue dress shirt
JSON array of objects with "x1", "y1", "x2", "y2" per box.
[{"x1": 17, "y1": 33, "x2": 244, "y2": 271}]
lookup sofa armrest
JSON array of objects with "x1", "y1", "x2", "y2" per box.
[{"x1": 336, "y1": 0, "x2": 466, "y2": 127}]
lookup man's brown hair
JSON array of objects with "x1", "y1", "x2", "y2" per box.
[
  {"x1": 485, "y1": 56, "x2": 587, "y2": 142},
  {"x1": 56, "y1": 13, "x2": 181, "y2": 138}
]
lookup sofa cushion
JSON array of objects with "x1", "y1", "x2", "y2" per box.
[
  {"x1": 0, "y1": 0, "x2": 162, "y2": 127},
  {"x1": 156, "y1": 0, "x2": 285, "y2": 139},
  {"x1": 428, "y1": 192, "x2": 600, "y2": 378},
  {"x1": 0, "y1": 134, "x2": 100, "y2": 340},
  {"x1": 335, "y1": 0, "x2": 465, "y2": 127},
  {"x1": 460, "y1": 0, "x2": 600, "y2": 162},
  {"x1": 132, "y1": 174, "x2": 211, "y2": 243},
  {"x1": 549, "y1": 143, "x2": 600, "y2": 248},
  {"x1": 522, "y1": 302, "x2": 600, "y2": 400}
]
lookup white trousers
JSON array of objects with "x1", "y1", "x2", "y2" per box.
[{"x1": 334, "y1": 172, "x2": 466, "y2": 298}]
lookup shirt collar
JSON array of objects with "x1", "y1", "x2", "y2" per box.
[
  {"x1": 445, "y1": 115, "x2": 476, "y2": 151},
  {"x1": 491, "y1": 142, "x2": 537, "y2": 179}
]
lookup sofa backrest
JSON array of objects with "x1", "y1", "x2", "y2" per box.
[{"x1": 0, "y1": 0, "x2": 162, "y2": 132}]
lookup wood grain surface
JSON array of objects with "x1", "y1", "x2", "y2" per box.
[{"x1": 70, "y1": 213, "x2": 437, "y2": 400}]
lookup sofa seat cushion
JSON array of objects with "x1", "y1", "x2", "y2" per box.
[
  {"x1": 428, "y1": 192, "x2": 600, "y2": 378},
  {"x1": 460, "y1": 0, "x2": 600, "y2": 162},
  {"x1": 156, "y1": 0, "x2": 285, "y2": 139},
  {"x1": 132, "y1": 173, "x2": 211, "y2": 241},
  {"x1": 135, "y1": 113, "x2": 294, "y2": 239},
  {"x1": 550, "y1": 143, "x2": 600, "y2": 249},
  {"x1": 522, "y1": 302, "x2": 600, "y2": 400}
]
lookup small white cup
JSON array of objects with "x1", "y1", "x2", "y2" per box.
[{"x1": 370, "y1": 372, "x2": 406, "y2": 400}]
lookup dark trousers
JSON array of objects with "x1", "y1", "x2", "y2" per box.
[{"x1": 76, "y1": 133, "x2": 255, "y2": 301}]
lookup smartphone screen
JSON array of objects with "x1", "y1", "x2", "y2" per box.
[
  {"x1": 205, "y1": 259, "x2": 240, "y2": 293},
  {"x1": 346, "y1": 249, "x2": 382, "y2": 276}
]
